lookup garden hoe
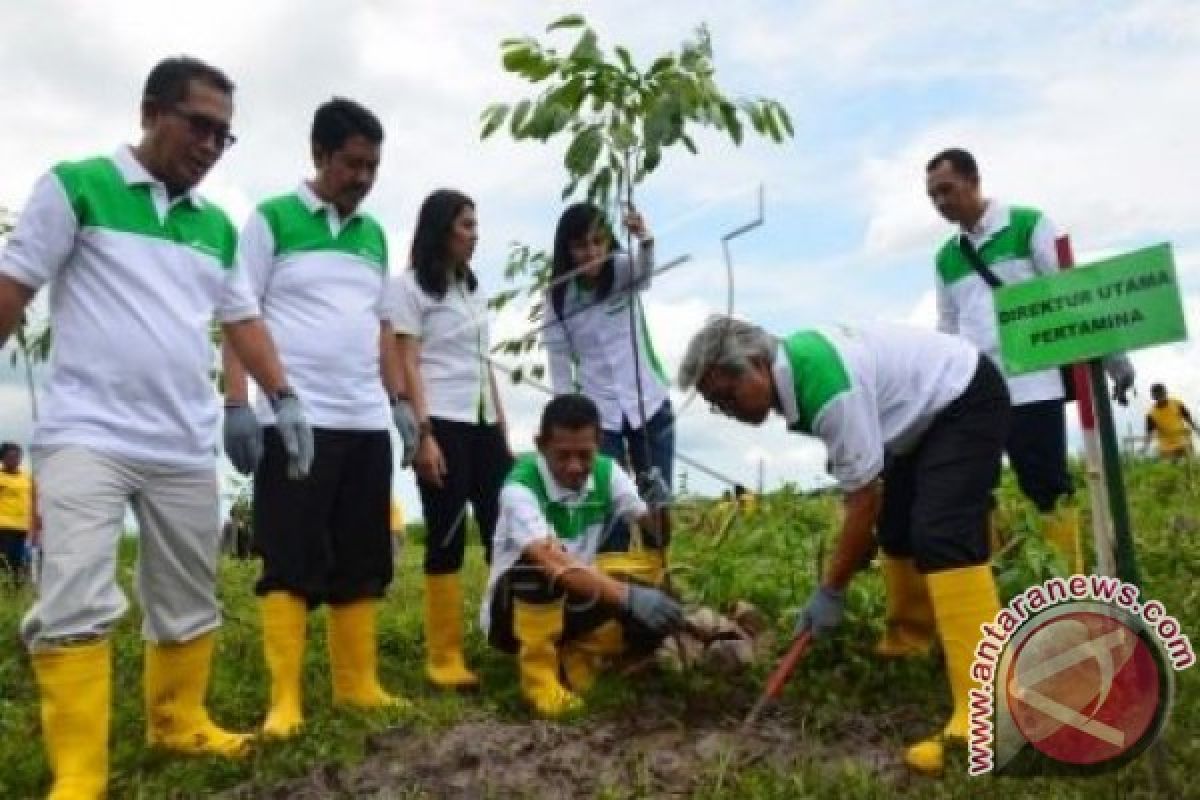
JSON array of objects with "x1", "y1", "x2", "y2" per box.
[{"x1": 738, "y1": 628, "x2": 813, "y2": 735}]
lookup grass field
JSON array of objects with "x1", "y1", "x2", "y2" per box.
[{"x1": 0, "y1": 459, "x2": 1196, "y2": 798}]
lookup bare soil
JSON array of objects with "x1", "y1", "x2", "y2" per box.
[{"x1": 222, "y1": 697, "x2": 913, "y2": 799}]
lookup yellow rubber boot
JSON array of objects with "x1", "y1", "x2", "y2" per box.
[
  {"x1": 904, "y1": 564, "x2": 1001, "y2": 775},
  {"x1": 1042, "y1": 506, "x2": 1084, "y2": 574},
  {"x1": 31, "y1": 639, "x2": 111, "y2": 800},
  {"x1": 514, "y1": 599, "x2": 583, "y2": 717},
  {"x1": 561, "y1": 619, "x2": 625, "y2": 693},
  {"x1": 327, "y1": 600, "x2": 406, "y2": 710},
  {"x1": 423, "y1": 573, "x2": 480, "y2": 690},
  {"x1": 144, "y1": 632, "x2": 251, "y2": 757},
  {"x1": 260, "y1": 591, "x2": 307, "y2": 737},
  {"x1": 875, "y1": 557, "x2": 935, "y2": 658},
  {"x1": 594, "y1": 549, "x2": 665, "y2": 588}
]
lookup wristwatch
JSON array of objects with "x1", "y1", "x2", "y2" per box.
[{"x1": 268, "y1": 387, "x2": 297, "y2": 411}]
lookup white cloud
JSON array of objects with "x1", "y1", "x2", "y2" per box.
[{"x1": 2, "y1": 0, "x2": 1198, "y2": 512}]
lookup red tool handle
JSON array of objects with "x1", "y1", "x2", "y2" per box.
[{"x1": 762, "y1": 630, "x2": 813, "y2": 699}]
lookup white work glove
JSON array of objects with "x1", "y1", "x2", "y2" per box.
[
  {"x1": 637, "y1": 467, "x2": 671, "y2": 511},
  {"x1": 624, "y1": 585, "x2": 684, "y2": 634},
  {"x1": 223, "y1": 404, "x2": 262, "y2": 475},
  {"x1": 391, "y1": 398, "x2": 419, "y2": 467},
  {"x1": 271, "y1": 391, "x2": 314, "y2": 480},
  {"x1": 793, "y1": 586, "x2": 845, "y2": 639}
]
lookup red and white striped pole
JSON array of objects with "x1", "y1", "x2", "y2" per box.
[{"x1": 1057, "y1": 235, "x2": 1118, "y2": 575}]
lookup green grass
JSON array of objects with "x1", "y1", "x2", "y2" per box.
[{"x1": 1, "y1": 460, "x2": 1197, "y2": 798}]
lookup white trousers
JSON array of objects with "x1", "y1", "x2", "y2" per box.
[{"x1": 22, "y1": 446, "x2": 222, "y2": 650}]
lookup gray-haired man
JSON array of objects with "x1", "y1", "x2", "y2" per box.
[{"x1": 679, "y1": 315, "x2": 1007, "y2": 774}]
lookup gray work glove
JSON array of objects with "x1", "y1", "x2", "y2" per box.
[
  {"x1": 271, "y1": 392, "x2": 314, "y2": 480},
  {"x1": 1104, "y1": 354, "x2": 1136, "y2": 407},
  {"x1": 794, "y1": 586, "x2": 845, "y2": 639},
  {"x1": 637, "y1": 467, "x2": 671, "y2": 512},
  {"x1": 624, "y1": 585, "x2": 684, "y2": 635},
  {"x1": 391, "y1": 398, "x2": 419, "y2": 468},
  {"x1": 223, "y1": 405, "x2": 262, "y2": 475}
]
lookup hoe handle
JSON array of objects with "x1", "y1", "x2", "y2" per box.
[{"x1": 763, "y1": 630, "x2": 813, "y2": 699}]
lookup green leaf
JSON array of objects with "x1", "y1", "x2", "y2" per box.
[
  {"x1": 615, "y1": 45, "x2": 635, "y2": 73},
  {"x1": 648, "y1": 55, "x2": 675, "y2": 76},
  {"x1": 564, "y1": 125, "x2": 604, "y2": 178},
  {"x1": 531, "y1": 364, "x2": 546, "y2": 381},
  {"x1": 547, "y1": 14, "x2": 586, "y2": 32},
  {"x1": 502, "y1": 45, "x2": 536, "y2": 73},
  {"x1": 479, "y1": 103, "x2": 510, "y2": 139},
  {"x1": 586, "y1": 165, "x2": 613, "y2": 208},
  {"x1": 681, "y1": 132, "x2": 697, "y2": 154},
  {"x1": 641, "y1": 143, "x2": 661, "y2": 176},
  {"x1": 570, "y1": 29, "x2": 602, "y2": 63},
  {"x1": 774, "y1": 102, "x2": 795, "y2": 137},
  {"x1": 509, "y1": 99, "x2": 532, "y2": 135},
  {"x1": 718, "y1": 101, "x2": 743, "y2": 145}
]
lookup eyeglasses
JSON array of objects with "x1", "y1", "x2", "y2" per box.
[{"x1": 169, "y1": 105, "x2": 236, "y2": 150}]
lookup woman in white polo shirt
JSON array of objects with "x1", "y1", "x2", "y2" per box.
[
  {"x1": 390, "y1": 189, "x2": 511, "y2": 690},
  {"x1": 542, "y1": 203, "x2": 672, "y2": 583}
]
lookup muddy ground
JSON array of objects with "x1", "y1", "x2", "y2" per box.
[{"x1": 222, "y1": 694, "x2": 920, "y2": 799}]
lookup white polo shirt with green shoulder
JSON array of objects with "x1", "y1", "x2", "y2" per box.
[
  {"x1": 0, "y1": 147, "x2": 258, "y2": 467},
  {"x1": 480, "y1": 452, "x2": 646, "y2": 632},
  {"x1": 934, "y1": 201, "x2": 1063, "y2": 405},
  {"x1": 773, "y1": 324, "x2": 979, "y2": 492},
  {"x1": 239, "y1": 183, "x2": 391, "y2": 430}
]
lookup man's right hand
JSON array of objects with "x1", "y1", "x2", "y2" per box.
[
  {"x1": 223, "y1": 405, "x2": 262, "y2": 475},
  {"x1": 624, "y1": 585, "x2": 684, "y2": 634}
]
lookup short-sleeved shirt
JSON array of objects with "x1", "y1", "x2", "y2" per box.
[
  {"x1": 0, "y1": 147, "x2": 258, "y2": 467},
  {"x1": 0, "y1": 469, "x2": 32, "y2": 531},
  {"x1": 934, "y1": 201, "x2": 1064, "y2": 405},
  {"x1": 386, "y1": 268, "x2": 497, "y2": 424},
  {"x1": 1147, "y1": 398, "x2": 1193, "y2": 454},
  {"x1": 240, "y1": 183, "x2": 390, "y2": 430},
  {"x1": 480, "y1": 452, "x2": 646, "y2": 632},
  {"x1": 774, "y1": 324, "x2": 979, "y2": 492},
  {"x1": 541, "y1": 245, "x2": 669, "y2": 431}
]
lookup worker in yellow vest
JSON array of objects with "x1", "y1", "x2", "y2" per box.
[
  {"x1": 1145, "y1": 383, "x2": 1198, "y2": 460},
  {"x1": 0, "y1": 442, "x2": 33, "y2": 583}
]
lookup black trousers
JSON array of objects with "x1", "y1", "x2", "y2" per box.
[
  {"x1": 877, "y1": 358, "x2": 1011, "y2": 573},
  {"x1": 0, "y1": 528, "x2": 27, "y2": 581},
  {"x1": 1007, "y1": 399, "x2": 1073, "y2": 512},
  {"x1": 418, "y1": 418, "x2": 513, "y2": 574},
  {"x1": 486, "y1": 556, "x2": 662, "y2": 655},
  {"x1": 254, "y1": 427, "x2": 394, "y2": 606}
]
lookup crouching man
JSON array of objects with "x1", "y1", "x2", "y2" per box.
[
  {"x1": 679, "y1": 316, "x2": 1010, "y2": 775},
  {"x1": 482, "y1": 394, "x2": 683, "y2": 717}
]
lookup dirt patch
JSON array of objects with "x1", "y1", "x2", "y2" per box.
[{"x1": 222, "y1": 703, "x2": 907, "y2": 799}]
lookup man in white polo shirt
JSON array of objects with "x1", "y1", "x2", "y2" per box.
[
  {"x1": 680, "y1": 315, "x2": 1009, "y2": 774},
  {"x1": 223, "y1": 97, "x2": 417, "y2": 738},
  {"x1": 0, "y1": 56, "x2": 312, "y2": 799},
  {"x1": 926, "y1": 147, "x2": 1135, "y2": 577}
]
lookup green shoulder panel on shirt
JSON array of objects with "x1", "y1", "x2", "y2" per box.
[
  {"x1": 506, "y1": 452, "x2": 615, "y2": 541},
  {"x1": 934, "y1": 205, "x2": 1044, "y2": 286},
  {"x1": 53, "y1": 156, "x2": 236, "y2": 269},
  {"x1": 258, "y1": 193, "x2": 388, "y2": 272},
  {"x1": 781, "y1": 331, "x2": 851, "y2": 434}
]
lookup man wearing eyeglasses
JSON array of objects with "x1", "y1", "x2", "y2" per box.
[
  {"x1": 0, "y1": 55, "x2": 312, "y2": 798},
  {"x1": 680, "y1": 315, "x2": 1009, "y2": 775}
]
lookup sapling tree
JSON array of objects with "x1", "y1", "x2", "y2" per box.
[{"x1": 480, "y1": 15, "x2": 793, "y2": 381}]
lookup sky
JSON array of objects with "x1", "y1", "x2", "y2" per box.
[{"x1": 1, "y1": 0, "x2": 1198, "y2": 517}]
